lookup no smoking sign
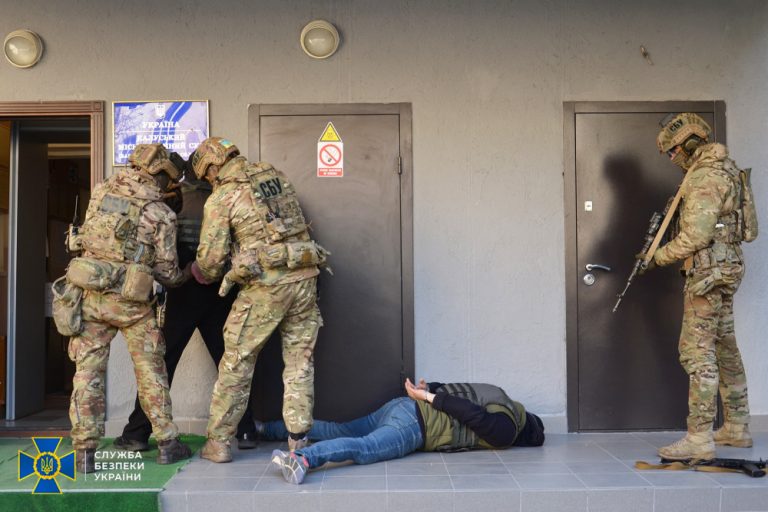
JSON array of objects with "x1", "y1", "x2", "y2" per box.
[{"x1": 317, "y1": 122, "x2": 343, "y2": 177}]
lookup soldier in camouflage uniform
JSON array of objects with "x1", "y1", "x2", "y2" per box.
[
  {"x1": 114, "y1": 152, "x2": 258, "y2": 452},
  {"x1": 62, "y1": 144, "x2": 192, "y2": 472},
  {"x1": 649, "y1": 113, "x2": 756, "y2": 460},
  {"x1": 190, "y1": 137, "x2": 325, "y2": 463}
]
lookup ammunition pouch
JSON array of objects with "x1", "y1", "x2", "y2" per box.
[
  {"x1": 712, "y1": 212, "x2": 743, "y2": 244},
  {"x1": 687, "y1": 265, "x2": 743, "y2": 296},
  {"x1": 121, "y1": 263, "x2": 155, "y2": 303},
  {"x1": 51, "y1": 277, "x2": 84, "y2": 336},
  {"x1": 258, "y1": 243, "x2": 288, "y2": 269},
  {"x1": 258, "y1": 241, "x2": 322, "y2": 270},
  {"x1": 66, "y1": 257, "x2": 121, "y2": 291},
  {"x1": 286, "y1": 241, "x2": 321, "y2": 269},
  {"x1": 692, "y1": 241, "x2": 743, "y2": 271}
]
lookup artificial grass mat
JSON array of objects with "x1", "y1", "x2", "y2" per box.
[{"x1": 0, "y1": 434, "x2": 205, "y2": 512}]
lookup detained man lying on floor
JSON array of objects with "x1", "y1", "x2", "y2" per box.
[{"x1": 268, "y1": 378, "x2": 545, "y2": 484}]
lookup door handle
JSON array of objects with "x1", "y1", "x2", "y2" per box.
[{"x1": 585, "y1": 264, "x2": 612, "y2": 272}]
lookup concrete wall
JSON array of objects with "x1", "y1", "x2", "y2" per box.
[{"x1": 1, "y1": 0, "x2": 767, "y2": 433}]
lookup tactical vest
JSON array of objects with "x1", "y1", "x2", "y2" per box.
[
  {"x1": 176, "y1": 180, "x2": 211, "y2": 266},
  {"x1": 80, "y1": 188, "x2": 157, "y2": 266},
  {"x1": 685, "y1": 156, "x2": 755, "y2": 271},
  {"x1": 234, "y1": 161, "x2": 321, "y2": 275},
  {"x1": 416, "y1": 383, "x2": 527, "y2": 452}
]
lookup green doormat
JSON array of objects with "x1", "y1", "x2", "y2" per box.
[{"x1": 0, "y1": 434, "x2": 205, "y2": 512}]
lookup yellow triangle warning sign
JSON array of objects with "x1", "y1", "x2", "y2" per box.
[{"x1": 319, "y1": 122, "x2": 342, "y2": 142}]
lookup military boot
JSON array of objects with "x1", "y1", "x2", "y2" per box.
[
  {"x1": 658, "y1": 431, "x2": 715, "y2": 461},
  {"x1": 76, "y1": 449, "x2": 96, "y2": 474},
  {"x1": 714, "y1": 422, "x2": 753, "y2": 448},
  {"x1": 157, "y1": 438, "x2": 192, "y2": 465},
  {"x1": 200, "y1": 438, "x2": 232, "y2": 463},
  {"x1": 113, "y1": 435, "x2": 150, "y2": 452},
  {"x1": 288, "y1": 435, "x2": 309, "y2": 452}
]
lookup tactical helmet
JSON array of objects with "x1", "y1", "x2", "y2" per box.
[
  {"x1": 191, "y1": 137, "x2": 240, "y2": 179},
  {"x1": 656, "y1": 113, "x2": 711, "y2": 154},
  {"x1": 128, "y1": 144, "x2": 181, "y2": 181}
]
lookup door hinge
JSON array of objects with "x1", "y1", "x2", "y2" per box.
[{"x1": 397, "y1": 156, "x2": 402, "y2": 175}]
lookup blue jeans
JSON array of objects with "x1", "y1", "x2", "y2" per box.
[{"x1": 264, "y1": 397, "x2": 424, "y2": 468}]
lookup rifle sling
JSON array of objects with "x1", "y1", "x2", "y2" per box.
[{"x1": 635, "y1": 460, "x2": 744, "y2": 475}]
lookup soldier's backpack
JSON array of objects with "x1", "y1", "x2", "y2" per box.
[{"x1": 739, "y1": 168, "x2": 758, "y2": 242}]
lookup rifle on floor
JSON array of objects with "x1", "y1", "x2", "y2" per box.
[{"x1": 636, "y1": 458, "x2": 766, "y2": 478}]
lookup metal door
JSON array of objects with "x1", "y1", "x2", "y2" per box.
[
  {"x1": 248, "y1": 104, "x2": 413, "y2": 421},
  {"x1": 7, "y1": 123, "x2": 49, "y2": 418},
  {"x1": 565, "y1": 102, "x2": 725, "y2": 431}
]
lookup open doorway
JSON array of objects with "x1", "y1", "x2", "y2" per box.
[
  {"x1": 0, "y1": 118, "x2": 90, "y2": 432},
  {"x1": 0, "y1": 102, "x2": 103, "y2": 435}
]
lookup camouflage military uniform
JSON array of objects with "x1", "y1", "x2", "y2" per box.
[
  {"x1": 197, "y1": 156, "x2": 323, "y2": 442},
  {"x1": 68, "y1": 169, "x2": 186, "y2": 450},
  {"x1": 654, "y1": 143, "x2": 749, "y2": 433}
]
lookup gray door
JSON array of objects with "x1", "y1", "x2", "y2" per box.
[
  {"x1": 249, "y1": 105, "x2": 413, "y2": 421},
  {"x1": 8, "y1": 124, "x2": 49, "y2": 418},
  {"x1": 565, "y1": 102, "x2": 725, "y2": 431}
]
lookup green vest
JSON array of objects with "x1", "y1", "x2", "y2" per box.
[{"x1": 416, "y1": 383, "x2": 526, "y2": 452}]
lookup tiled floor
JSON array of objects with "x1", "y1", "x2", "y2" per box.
[
  {"x1": 160, "y1": 432, "x2": 768, "y2": 512},
  {"x1": 0, "y1": 407, "x2": 70, "y2": 434}
]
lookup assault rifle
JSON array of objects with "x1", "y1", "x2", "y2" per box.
[
  {"x1": 612, "y1": 177, "x2": 686, "y2": 313},
  {"x1": 661, "y1": 457, "x2": 767, "y2": 478}
]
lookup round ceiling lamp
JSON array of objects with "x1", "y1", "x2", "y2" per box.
[
  {"x1": 300, "y1": 20, "x2": 340, "y2": 59},
  {"x1": 4, "y1": 30, "x2": 44, "y2": 68}
]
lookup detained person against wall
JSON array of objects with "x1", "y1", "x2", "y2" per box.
[
  {"x1": 189, "y1": 137, "x2": 329, "y2": 463},
  {"x1": 52, "y1": 144, "x2": 192, "y2": 473},
  {"x1": 643, "y1": 113, "x2": 757, "y2": 460},
  {"x1": 114, "y1": 152, "x2": 259, "y2": 452},
  {"x1": 268, "y1": 378, "x2": 545, "y2": 484}
]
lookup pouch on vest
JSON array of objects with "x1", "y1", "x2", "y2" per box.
[
  {"x1": 121, "y1": 263, "x2": 155, "y2": 302},
  {"x1": 258, "y1": 243, "x2": 289, "y2": 269},
  {"x1": 740, "y1": 168, "x2": 758, "y2": 242},
  {"x1": 52, "y1": 277, "x2": 84, "y2": 336},
  {"x1": 286, "y1": 241, "x2": 320, "y2": 269},
  {"x1": 66, "y1": 257, "x2": 121, "y2": 291}
]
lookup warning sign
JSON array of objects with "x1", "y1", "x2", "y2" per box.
[
  {"x1": 319, "y1": 122, "x2": 341, "y2": 142},
  {"x1": 318, "y1": 122, "x2": 343, "y2": 177}
]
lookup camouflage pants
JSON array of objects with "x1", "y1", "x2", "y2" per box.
[
  {"x1": 68, "y1": 291, "x2": 178, "y2": 449},
  {"x1": 207, "y1": 278, "x2": 321, "y2": 441},
  {"x1": 679, "y1": 282, "x2": 749, "y2": 432}
]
